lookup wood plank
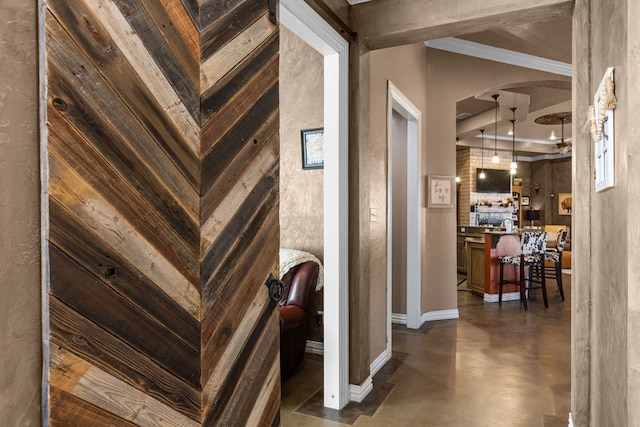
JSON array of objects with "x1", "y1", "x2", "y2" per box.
[
  {"x1": 49, "y1": 199, "x2": 199, "y2": 348},
  {"x1": 200, "y1": 13, "x2": 275, "y2": 93},
  {"x1": 201, "y1": 287, "x2": 270, "y2": 401},
  {"x1": 140, "y1": 0, "x2": 200, "y2": 89},
  {"x1": 199, "y1": 0, "x2": 246, "y2": 30},
  {"x1": 46, "y1": 2, "x2": 200, "y2": 183},
  {"x1": 245, "y1": 355, "x2": 280, "y2": 427},
  {"x1": 79, "y1": 0, "x2": 200, "y2": 153},
  {"x1": 199, "y1": 0, "x2": 267, "y2": 61},
  {"x1": 158, "y1": 0, "x2": 199, "y2": 68},
  {"x1": 48, "y1": 106, "x2": 199, "y2": 279},
  {"x1": 50, "y1": 294, "x2": 200, "y2": 420},
  {"x1": 49, "y1": 248, "x2": 201, "y2": 387},
  {"x1": 201, "y1": 109, "x2": 279, "y2": 221},
  {"x1": 46, "y1": 21, "x2": 200, "y2": 224},
  {"x1": 112, "y1": 0, "x2": 200, "y2": 120},
  {"x1": 48, "y1": 152, "x2": 201, "y2": 319},
  {"x1": 200, "y1": 129, "x2": 278, "y2": 255},
  {"x1": 51, "y1": 347, "x2": 200, "y2": 427},
  {"x1": 50, "y1": 386, "x2": 138, "y2": 427},
  {"x1": 200, "y1": 54, "x2": 278, "y2": 153},
  {"x1": 179, "y1": 0, "x2": 200, "y2": 29},
  {"x1": 200, "y1": 166, "x2": 278, "y2": 286},
  {"x1": 202, "y1": 308, "x2": 279, "y2": 425},
  {"x1": 200, "y1": 202, "x2": 279, "y2": 370},
  {"x1": 201, "y1": 82, "x2": 279, "y2": 188},
  {"x1": 201, "y1": 30, "x2": 278, "y2": 123}
]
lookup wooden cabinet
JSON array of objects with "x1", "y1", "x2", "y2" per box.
[
  {"x1": 457, "y1": 234, "x2": 467, "y2": 273},
  {"x1": 466, "y1": 238, "x2": 486, "y2": 296}
]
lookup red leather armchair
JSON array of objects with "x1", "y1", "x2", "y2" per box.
[{"x1": 279, "y1": 261, "x2": 319, "y2": 381}]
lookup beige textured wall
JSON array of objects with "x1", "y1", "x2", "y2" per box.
[
  {"x1": 369, "y1": 43, "x2": 429, "y2": 357},
  {"x1": 0, "y1": 0, "x2": 42, "y2": 424},
  {"x1": 279, "y1": 26, "x2": 324, "y2": 262},
  {"x1": 572, "y1": 0, "x2": 637, "y2": 424}
]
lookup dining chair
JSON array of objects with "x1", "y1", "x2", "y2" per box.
[
  {"x1": 498, "y1": 231, "x2": 548, "y2": 310},
  {"x1": 544, "y1": 229, "x2": 568, "y2": 300}
]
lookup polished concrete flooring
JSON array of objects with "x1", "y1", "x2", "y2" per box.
[{"x1": 281, "y1": 273, "x2": 571, "y2": 426}]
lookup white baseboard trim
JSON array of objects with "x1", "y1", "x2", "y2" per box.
[
  {"x1": 391, "y1": 312, "x2": 407, "y2": 325},
  {"x1": 349, "y1": 376, "x2": 373, "y2": 403},
  {"x1": 370, "y1": 349, "x2": 391, "y2": 377},
  {"x1": 421, "y1": 309, "x2": 460, "y2": 323},
  {"x1": 484, "y1": 292, "x2": 520, "y2": 303},
  {"x1": 305, "y1": 340, "x2": 324, "y2": 356}
]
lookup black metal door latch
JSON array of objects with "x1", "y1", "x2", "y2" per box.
[{"x1": 264, "y1": 273, "x2": 284, "y2": 303}]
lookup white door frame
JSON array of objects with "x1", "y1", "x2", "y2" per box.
[
  {"x1": 386, "y1": 81, "x2": 422, "y2": 355},
  {"x1": 280, "y1": 0, "x2": 350, "y2": 410}
]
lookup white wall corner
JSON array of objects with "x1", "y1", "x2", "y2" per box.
[
  {"x1": 421, "y1": 309, "x2": 460, "y2": 324},
  {"x1": 305, "y1": 340, "x2": 324, "y2": 356},
  {"x1": 349, "y1": 376, "x2": 373, "y2": 403},
  {"x1": 483, "y1": 292, "x2": 520, "y2": 303}
]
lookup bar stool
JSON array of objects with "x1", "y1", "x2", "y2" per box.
[
  {"x1": 545, "y1": 229, "x2": 568, "y2": 300},
  {"x1": 498, "y1": 231, "x2": 548, "y2": 310}
]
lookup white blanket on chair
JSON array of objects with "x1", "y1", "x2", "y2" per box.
[{"x1": 279, "y1": 248, "x2": 324, "y2": 291}]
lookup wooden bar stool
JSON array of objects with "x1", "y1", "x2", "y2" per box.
[
  {"x1": 545, "y1": 229, "x2": 568, "y2": 300},
  {"x1": 499, "y1": 231, "x2": 548, "y2": 310}
]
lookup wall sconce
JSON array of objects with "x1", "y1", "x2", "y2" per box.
[{"x1": 533, "y1": 183, "x2": 540, "y2": 194}]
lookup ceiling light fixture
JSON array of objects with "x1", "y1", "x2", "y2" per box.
[
  {"x1": 479, "y1": 129, "x2": 486, "y2": 179},
  {"x1": 509, "y1": 107, "x2": 518, "y2": 175},
  {"x1": 491, "y1": 94, "x2": 500, "y2": 164},
  {"x1": 549, "y1": 130, "x2": 557, "y2": 141},
  {"x1": 534, "y1": 112, "x2": 573, "y2": 154}
]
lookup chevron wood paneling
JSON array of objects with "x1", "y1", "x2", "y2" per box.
[{"x1": 46, "y1": 0, "x2": 280, "y2": 425}]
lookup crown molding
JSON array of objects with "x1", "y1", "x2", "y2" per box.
[{"x1": 425, "y1": 37, "x2": 572, "y2": 77}]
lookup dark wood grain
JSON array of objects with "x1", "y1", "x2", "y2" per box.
[
  {"x1": 50, "y1": 387, "x2": 138, "y2": 427},
  {"x1": 46, "y1": 0, "x2": 281, "y2": 423},
  {"x1": 201, "y1": 110, "x2": 279, "y2": 222},
  {"x1": 113, "y1": 0, "x2": 200, "y2": 121},
  {"x1": 48, "y1": 107, "x2": 199, "y2": 283},
  {"x1": 49, "y1": 245, "x2": 201, "y2": 387},
  {"x1": 201, "y1": 31, "x2": 278, "y2": 124},
  {"x1": 49, "y1": 198, "x2": 200, "y2": 348},
  {"x1": 46, "y1": 4, "x2": 200, "y2": 187},
  {"x1": 201, "y1": 82, "x2": 279, "y2": 187},
  {"x1": 200, "y1": 0, "x2": 267, "y2": 60},
  {"x1": 50, "y1": 296, "x2": 201, "y2": 420},
  {"x1": 203, "y1": 309, "x2": 279, "y2": 425},
  {"x1": 201, "y1": 200, "x2": 279, "y2": 378}
]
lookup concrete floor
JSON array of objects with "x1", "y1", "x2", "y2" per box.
[{"x1": 281, "y1": 274, "x2": 571, "y2": 426}]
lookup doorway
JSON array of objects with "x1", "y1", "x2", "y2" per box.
[
  {"x1": 385, "y1": 82, "x2": 422, "y2": 365},
  {"x1": 280, "y1": 0, "x2": 350, "y2": 410}
]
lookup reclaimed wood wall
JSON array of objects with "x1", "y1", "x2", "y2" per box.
[{"x1": 45, "y1": 0, "x2": 280, "y2": 425}]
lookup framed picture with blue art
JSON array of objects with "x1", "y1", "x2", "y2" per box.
[{"x1": 301, "y1": 128, "x2": 324, "y2": 169}]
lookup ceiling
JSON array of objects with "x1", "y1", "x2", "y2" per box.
[
  {"x1": 347, "y1": 0, "x2": 573, "y2": 158},
  {"x1": 448, "y1": 14, "x2": 573, "y2": 158}
]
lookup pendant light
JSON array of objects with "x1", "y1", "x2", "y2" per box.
[
  {"x1": 509, "y1": 107, "x2": 518, "y2": 175},
  {"x1": 491, "y1": 94, "x2": 500, "y2": 163},
  {"x1": 479, "y1": 129, "x2": 486, "y2": 179}
]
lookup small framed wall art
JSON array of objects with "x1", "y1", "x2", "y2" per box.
[
  {"x1": 301, "y1": 128, "x2": 324, "y2": 169},
  {"x1": 427, "y1": 175, "x2": 454, "y2": 208}
]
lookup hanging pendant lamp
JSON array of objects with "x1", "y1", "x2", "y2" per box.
[
  {"x1": 491, "y1": 94, "x2": 500, "y2": 163},
  {"x1": 479, "y1": 129, "x2": 486, "y2": 179},
  {"x1": 509, "y1": 107, "x2": 518, "y2": 175}
]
